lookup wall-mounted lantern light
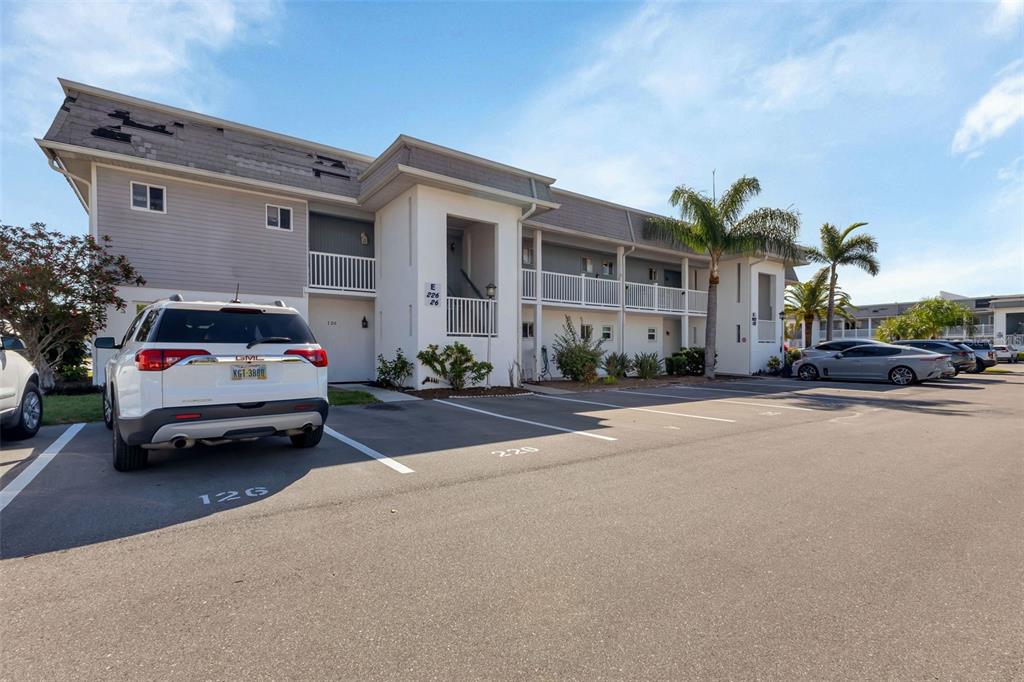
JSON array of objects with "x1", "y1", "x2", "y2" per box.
[
  {"x1": 778, "y1": 311, "x2": 785, "y2": 321},
  {"x1": 361, "y1": 316, "x2": 368, "y2": 329},
  {"x1": 485, "y1": 283, "x2": 497, "y2": 300}
]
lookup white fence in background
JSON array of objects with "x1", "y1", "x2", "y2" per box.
[
  {"x1": 522, "y1": 269, "x2": 707, "y2": 315},
  {"x1": 447, "y1": 297, "x2": 496, "y2": 337},
  {"x1": 308, "y1": 251, "x2": 375, "y2": 292}
]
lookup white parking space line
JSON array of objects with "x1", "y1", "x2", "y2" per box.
[
  {"x1": 538, "y1": 394, "x2": 736, "y2": 423},
  {"x1": 668, "y1": 384, "x2": 849, "y2": 403},
  {"x1": 614, "y1": 389, "x2": 816, "y2": 412},
  {"x1": 0, "y1": 423, "x2": 85, "y2": 513},
  {"x1": 435, "y1": 400, "x2": 618, "y2": 441},
  {"x1": 324, "y1": 426, "x2": 414, "y2": 474}
]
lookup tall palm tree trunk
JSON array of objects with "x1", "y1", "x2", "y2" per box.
[
  {"x1": 825, "y1": 265, "x2": 838, "y2": 341},
  {"x1": 803, "y1": 315, "x2": 814, "y2": 349},
  {"x1": 704, "y1": 270, "x2": 719, "y2": 379}
]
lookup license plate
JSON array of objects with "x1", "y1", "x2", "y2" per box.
[{"x1": 231, "y1": 364, "x2": 267, "y2": 381}]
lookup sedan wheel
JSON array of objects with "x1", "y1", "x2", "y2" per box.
[
  {"x1": 889, "y1": 366, "x2": 916, "y2": 386},
  {"x1": 798, "y1": 364, "x2": 819, "y2": 381}
]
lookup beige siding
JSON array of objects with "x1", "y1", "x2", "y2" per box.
[{"x1": 95, "y1": 166, "x2": 307, "y2": 297}]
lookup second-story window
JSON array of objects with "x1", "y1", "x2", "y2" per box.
[
  {"x1": 130, "y1": 182, "x2": 165, "y2": 213},
  {"x1": 602, "y1": 260, "x2": 614, "y2": 276},
  {"x1": 266, "y1": 204, "x2": 293, "y2": 231},
  {"x1": 581, "y1": 257, "x2": 593, "y2": 275},
  {"x1": 648, "y1": 267, "x2": 658, "y2": 282},
  {"x1": 523, "y1": 247, "x2": 534, "y2": 267}
]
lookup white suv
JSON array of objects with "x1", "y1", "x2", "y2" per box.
[
  {"x1": 96, "y1": 296, "x2": 329, "y2": 471},
  {"x1": 1, "y1": 334, "x2": 43, "y2": 441}
]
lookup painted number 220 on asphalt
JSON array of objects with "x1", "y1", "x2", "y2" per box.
[
  {"x1": 491, "y1": 446, "x2": 539, "y2": 458},
  {"x1": 198, "y1": 487, "x2": 268, "y2": 504}
]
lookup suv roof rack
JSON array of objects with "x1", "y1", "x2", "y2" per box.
[
  {"x1": 273, "y1": 300, "x2": 286, "y2": 307},
  {"x1": 168, "y1": 293, "x2": 183, "y2": 302}
]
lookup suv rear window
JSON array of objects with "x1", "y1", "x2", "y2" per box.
[{"x1": 154, "y1": 309, "x2": 316, "y2": 345}]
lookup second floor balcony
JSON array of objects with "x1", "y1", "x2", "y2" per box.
[
  {"x1": 521, "y1": 269, "x2": 708, "y2": 315},
  {"x1": 308, "y1": 251, "x2": 376, "y2": 293}
]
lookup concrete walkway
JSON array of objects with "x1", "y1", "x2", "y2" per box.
[{"x1": 329, "y1": 383, "x2": 421, "y2": 402}]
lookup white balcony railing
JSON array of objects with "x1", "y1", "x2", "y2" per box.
[
  {"x1": 308, "y1": 251, "x2": 375, "y2": 292},
  {"x1": 943, "y1": 324, "x2": 994, "y2": 338},
  {"x1": 447, "y1": 297, "x2": 496, "y2": 337},
  {"x1": 757, "y1": 319, "x2": 776, "y2": 342},
  {"x1": 522, "y1": 269, "x2": 707, "y2": 315}
]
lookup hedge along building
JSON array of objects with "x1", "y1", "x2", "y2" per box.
[{"x1": 38, "y1": 79, "x2": 797, "y2": 386}]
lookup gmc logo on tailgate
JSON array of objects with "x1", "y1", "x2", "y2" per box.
[{"x1": 235, "y1": 355, "x2": 263, "y2": 362}]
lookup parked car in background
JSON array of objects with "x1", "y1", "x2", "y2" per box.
[
  {"x1": 0, "y1": 333, "x2": 43, "y2": 440},
  {"x1": 793, "y1": 343, "x2": 953, "y2": 385},
  {"x1": 896, "y1": 340, "x2": 975, "y2": 375},
  {"x1": 799, "y1": 338, "x2": 888, "y2": 359},
  {"x1": 95, "y1": 296, "x2": 329, "y2": 472},
  {"x1": 959, "y1": 341, "x2": 998, "y2": 372},
  {"x1": 993, "y1": 344, "x2": 1019, "y2": 363}
]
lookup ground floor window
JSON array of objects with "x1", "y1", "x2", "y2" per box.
[
  {"x1": 647, "y1": 327, "x2": 657, "y2": 341},
  {"x1": 581, "y1": 323, "x2": 593, "y2": 340},
  {"x1": 601, "y1": 325, "x2": 613, "y2": 340},
  {"x1": 522, "y1": 322, "x2": 534, "y2": 338}
]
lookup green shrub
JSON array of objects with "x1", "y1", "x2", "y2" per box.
[
  {"x1": 602, "y1": 375, "x2": 617, "y2": 385},
  {"x1": 551, "y1": 315, "x2": 605, "y2": 383},
  {"x1": 766, "y1": 355, "x2": 782, "y2": 372},
  {"x1": 416, "y1": 342, "x2": 493, "y2": 390},
  {"x1": 679, "y1": 346, "x2": 706, "y2": 376},
  {"x1": 601, "y1": 351, "x2": 632, "y2": 379},
  {"x1": 376, "y1": 348, "x2": 413, "y2": 388},
  {"x1": 633, "y1": 352, "x2": 662, "y2": 379},
  {"x1": 787, "y1": 348, "x2": 803, "y2": 365}
]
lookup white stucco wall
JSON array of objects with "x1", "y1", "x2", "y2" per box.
[
  {"x1": 714, "y1": 258, "x2": 751, "y2": 375},
  {"x1": 749, "y1": 260, "x2": 787, "y2": 372},
  {"x1": 374, "y1": 187, "x2": 419, "y2": 378}
]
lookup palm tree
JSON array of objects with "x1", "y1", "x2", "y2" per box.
[
  {"x1": 804, "y1": 222, "x2": 879, "y2": 341},
  {"x1": 784, "y1": 267, "x2": 855, "y2": 348},
  {"x1": 644, "y1": 176, "x2": 800, "y2": 378}
]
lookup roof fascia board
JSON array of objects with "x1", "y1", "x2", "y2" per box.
[
  {"x1": 524, "y1": 219, "x2": 709, "y2": 263},
  {"x1": 359, "y1": 135, "x2": 556, "y2": 184},
  {"x1": 37, "y1": 139, "x2": 360, "y2": 205},
  {"x1": 359, "y1": 164, "x2": 560, "y2": 210},
  {"x1": 57, "y1": 78, "x2": 375, "y2": 164}
]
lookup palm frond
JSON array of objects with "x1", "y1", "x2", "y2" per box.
[
  {"x1": 841, "y1": 251, "x2": 881, "y2": 276},
  {"x1": 730, "y1": 207, "x2": 801, "y2": 260},
  {"x1": 642, "y1": 217, "x2": 710, "y2": 255},
  {"x1": 668, "y1": 185, "x2": 718, "y2": 235},
  {"x1": 839, "y1": 221, "x2": 869, "y2": 240},
  {"x1": 801, "y1": 246, "x2": 829, "y2": 264},
  {"x1": 717, "y1": 176, "x2": 760, "y2": 226}
]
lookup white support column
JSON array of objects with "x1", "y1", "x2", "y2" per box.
[
  {"x1": 867, "y1": 317, "x2": 873, "y2": 339},
  {"x1": 617, "y1": 245, "x2": 626, "y2": 354},
  {"x1": 533, "y1": 230, "x2": 543, "y2": 378},
  {"x1": 682, "y1": 256, "x2": 690, "y2": 348}
]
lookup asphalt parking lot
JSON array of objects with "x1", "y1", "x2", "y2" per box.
[{"x1": 2, "y1": 370, "x2": 1023, "y2": 679}]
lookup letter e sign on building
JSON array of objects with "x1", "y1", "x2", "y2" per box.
[{"x1": 424, "y1": 282, "x2": 441, "y2": 307}]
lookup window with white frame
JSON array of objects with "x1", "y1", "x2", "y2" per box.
[
  {"x1": 522, "y1": 322, "x2": 534, "y2": 338},
  {"x1": 601, "y1": 325, "x2": 612, "y2": 340},
  {"x1": 581, "y1": 257, "x2": 593, "y2": 274},
  {"x1": 266, "y1": 204, "x2": 293, "y2": 231},
  {"x1": 601, "y1": 260, "x2": 614, "y2": 276},
  {"x1": 522, "y1": 247, "x2": 534, "y2": 267},
  {"x1": 647, "y1": 327, "x2": 657, "y2": 341},
  {"x1": 648, "y1": 267, "x2": 658, "y2": 282},
  {"x1": 130, "y1": 182, "x2": 165, "y2": 213},
  {"x1": 581, "y1": 323, "x2": 593, "y2": 340}
]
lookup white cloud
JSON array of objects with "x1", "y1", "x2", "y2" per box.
[
  {"x1": 951, "y1": 66, "x2": 1024, "y2": 156},
  {"x1": 987, "y1": 0, "x2": 1024, "y2": 36},
  {"x1": 0, "y1": 0, "x2": 280, "y2": 143}
]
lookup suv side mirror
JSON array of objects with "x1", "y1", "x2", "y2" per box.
[
  {"x1": 95, "y1": 337, "x2": 119, "y2": 349},
  {"x1": 833, "y1": 352, "x2": 844, "y2": 359}
]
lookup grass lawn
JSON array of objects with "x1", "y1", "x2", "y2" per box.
[
  {"x1": 328, "y1": 389, "x2": 380, "y2": 406},
  {"x1": 43, "y1": 392, "x2": 103, "y2": 425}
]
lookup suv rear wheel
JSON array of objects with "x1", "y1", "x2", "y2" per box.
[
  {"x1": 112, "y1": 398, "x2": 149, "y2": 471},
  {"x1": 290, "y1": 424, "x2": 324, "y2": 448}
]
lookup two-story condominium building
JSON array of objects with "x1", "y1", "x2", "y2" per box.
[{"x1": 38, "y1": 79, "x2": 795, "y2": 386}]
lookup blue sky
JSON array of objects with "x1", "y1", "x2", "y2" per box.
[{"x1": 1, "y1": 0, "x2": 1022, "y2": 303}]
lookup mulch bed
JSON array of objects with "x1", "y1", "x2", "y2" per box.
[
  {"x1": 524, "y1": 374, "x2": 760, "y2": 393},
  {"x1": 406, "y1": 386, "x2": 532, "y2": 399}
]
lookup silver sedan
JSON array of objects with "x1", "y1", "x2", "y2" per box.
[{"x1": 792, "y1": 343, "x2": 953, "y2": 385}]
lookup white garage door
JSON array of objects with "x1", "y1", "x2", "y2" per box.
[{"x1": 307, "y1": 296, "x2": 375, "y2": 382}]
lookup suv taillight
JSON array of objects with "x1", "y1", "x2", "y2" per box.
[
  {"x1": 135, "y1": 348, "x2": 210, "y2": 371},
  {"x1": 285, "y1": 346, "x2": 329, "y2": 367}
]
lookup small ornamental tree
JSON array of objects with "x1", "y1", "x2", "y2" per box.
[{"x1": 0, "y1": 222, "x2": 145, "y2": 391}]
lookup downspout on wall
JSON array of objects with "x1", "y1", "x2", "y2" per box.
[
  {"x1": 516, "y1": 201, "x2": 538, "y2": 386},
  {"x1": 45, "y1": 152, "x2": 90, "y2": 213}
]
